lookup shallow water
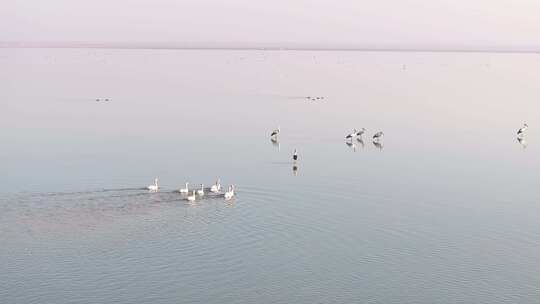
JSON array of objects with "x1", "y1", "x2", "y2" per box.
[{"x1": 1, "y1": 48, "x2": 540, "y2": 303}]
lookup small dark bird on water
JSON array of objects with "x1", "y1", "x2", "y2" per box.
[{"x1": 293, "y1": 149, "x2": 298, "y2": 161}]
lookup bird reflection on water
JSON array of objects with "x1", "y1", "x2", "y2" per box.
[
  {"x1": 270, "y1": 137, "x2": 280, "y2": 151},
  {"x1": 373, "y1": 140, "x2": 384, "y2": 151},
  {"x1": 517, "y1": 137, "x2": 528, "y2": 149},
  {"x1": 356, "y1": 137, "x2": 365, "y2": 148}
]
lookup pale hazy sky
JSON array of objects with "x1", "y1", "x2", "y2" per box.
[{"x1": 4, "y1": 0, "x2": 540, "y2": 49}]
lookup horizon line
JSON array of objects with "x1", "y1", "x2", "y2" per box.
[{"x1": 2, "y1": 41, "x2": 540, "y2": 54}]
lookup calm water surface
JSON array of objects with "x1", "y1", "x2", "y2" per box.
[{"x1": 1, "y1": 49, "x2": 540, "y2": 303}]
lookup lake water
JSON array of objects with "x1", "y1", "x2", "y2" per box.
[{"x1": 1, "y1": 48, "x2": 540, "y2": 303}]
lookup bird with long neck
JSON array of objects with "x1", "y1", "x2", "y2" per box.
[
  {"x1": 373, "y1": 131, "x2": 384, "y2": 142},
  {"x1": 187, "y1": 190, "x2": 196, "y2": 201},
  {"x1": 210, "y1": 179, "x2": 221, "y2": 193},
  {"x1": 147, "y1": 178, "x2": 159, "y2": 191}
]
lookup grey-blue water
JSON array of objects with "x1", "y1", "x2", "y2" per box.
[{"x1": 1, "y1": 48, "x2": 540, "y2": 303}]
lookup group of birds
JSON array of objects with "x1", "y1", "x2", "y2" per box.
[
  {"x1": 305, "y1": 96, "x2": 325, "y2": 102},
  {"x1": 270, "y1": 125, "x2": 384, "y2": 165},
  {"x1": 345, "y1": 128, "x2": 384, "y2": 142},
  {"x1": 517, "y1": 123, "x2": 529, "y2": 148},
  {"x1": 146, "y1": 178, "x2": 236, "y2": 201},
  {"x1": 146, "y1": 123, "x2": 529, "y2": 199},
  {"x1": 271, "y1": 127, "x2": 300, "y2": 163},
  {"x1": 345, "y1": 128, "x2": 384, "y2": 151}
]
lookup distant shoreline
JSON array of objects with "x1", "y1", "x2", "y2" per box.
[{"x1": 2, "y1": 42, "x2": 540, "y2": 54}]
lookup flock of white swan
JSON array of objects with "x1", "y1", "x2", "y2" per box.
[{"x1": 147, "y1": 178, "x2": 236, "y2": 202}]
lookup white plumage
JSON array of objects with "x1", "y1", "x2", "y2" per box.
[
  {"x1": 210, "y1": 179, "x2": 221, "y2": 193},
  {"x1": 197, "y1": 184, "x2": 205, "y2": 196},
  {"x1": 147, "y1": 178, "x2": 159, "y2": 192},
  {"x1": 224, "y1": 185, "x2": 235, "y2": 200},
  {"x1": 187, "y1": 190, "x2": 196, "y2": 201},
  {"x1": 179, "y1": 182, "x2": 189, "y2": 193}
]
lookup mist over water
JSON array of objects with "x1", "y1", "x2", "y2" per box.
[{"x1": 1, "y1": 48, "x2": 540, "y2": 303}]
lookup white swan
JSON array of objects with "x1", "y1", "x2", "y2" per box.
[
  {"x1": 187, "y1": 190, "x2": 196, "y2": 201},
  {"x1": 197, "y1": 184, "x2": 204, "y2": 196},
  {"x1": 179, "y1": 182, "x2": 189, "y2": 194},
  {"x1": 224, "y1": 185, "x2": 235, "y2": 200},
  {"x1": 373, "y1": 131, "x2": 384, "y2": 141},
  {"x1": 210, "y1": 179, "x2": 221, "y2": 193},
  {"x1": 147, "y1": 178, "x2": 159, "y2": 192}
]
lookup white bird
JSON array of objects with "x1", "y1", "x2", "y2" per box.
[
  {"x1": 517, "y1": 123, "x2": 528, "y2": 137},
  {"x1": 345, "y1": 129, "x2": 358, "y2": 141},
  {"x1": 147, "y1": 178, "x2": 159, "y2": 192},
  {"x1": 197, "y1": 184, "x2": 205, "y2": 196},
  {"x1": 210, "y1": 179, "x2": 221, "y2": 193},
  {"x1": 373, "y1": 131, "x2": 384, "y2": 141},
  {"x1": 224, "y1": 185, "x2": 235, "y2": 200},
  {"x1": 355, "y1": 128, "x2": 366, "y2": 137},
  {"x1": 179, "y1": 182, "x2": 189, "y2": 194},
  {"x1": 187, "y1": 190, "x2": 196, "y2": 201},
  {"x1": 293, "y1": 149, "x2": 298, "y2": 161},
  {"x1": 271, "y1": 126, "x2": 280, "y2": 138}
]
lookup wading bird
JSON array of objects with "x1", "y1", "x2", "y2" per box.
[
  {"x1": 373, "y1": 131, "x2": 384, "y2": 142},
  {"x1": 271, "y1": 126, "x2": 280, "y2": 139},
  {"x1": 224, "y1": 185, "x2": 235, "y2": 200},
  {"x1": 517, "y1": 123, "x2": 528, "y2": 137},
  {"x1": 345, "y1": 129, "x2": 358, "y2": 141},
  {"x1": 187, "y1": 190, "x2": 196, "y2": 201},
  {"x1": 197, "y1": 184, "x2": 205, "y2": 196}
]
